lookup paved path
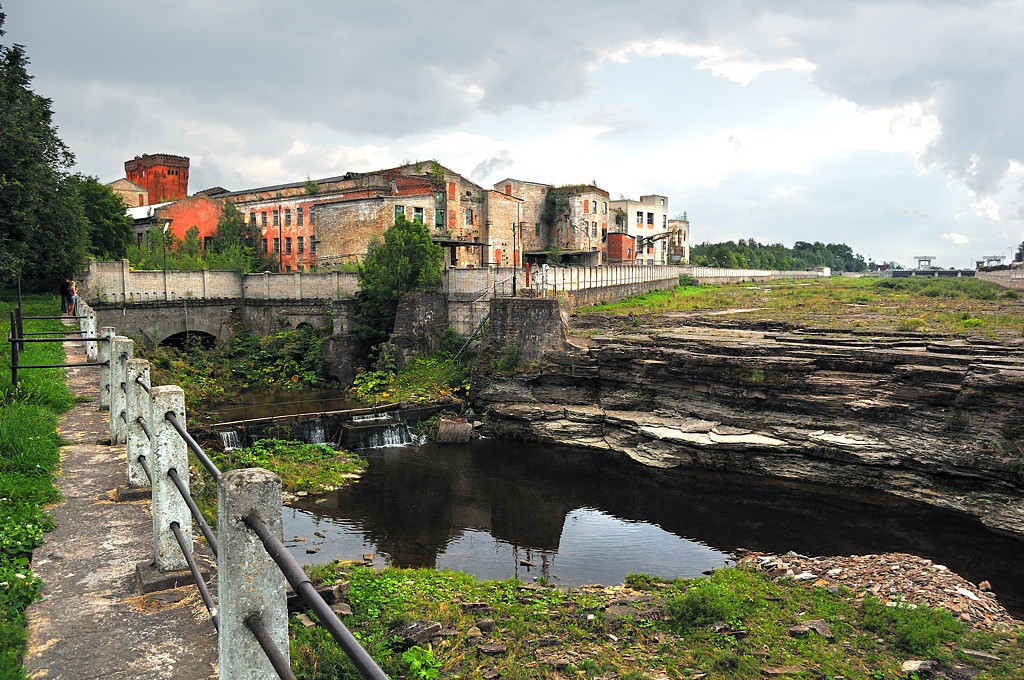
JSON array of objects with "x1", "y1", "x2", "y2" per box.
[{"x1": 23, "y1": 332, "x2": 217, "y2": 679}]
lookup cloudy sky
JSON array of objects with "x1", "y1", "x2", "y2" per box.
[{"x1": 4, "y1": 0, "x2": 1023, "y2": 268}]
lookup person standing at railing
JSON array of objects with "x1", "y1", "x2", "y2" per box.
[
  {"x1": 60, "y1": 277, "x2": 71, "y2": 315},
  {"x1": 68, "y1": 280, "x2": 78, "y2": 317}
]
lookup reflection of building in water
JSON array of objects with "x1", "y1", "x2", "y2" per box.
[{"x1": 303, "y1": 446, "x2": 571, "y2": 569}]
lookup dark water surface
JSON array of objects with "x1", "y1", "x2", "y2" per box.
[{"x1": 285, "y1": 439, "x2": 1024, "y2": 617}]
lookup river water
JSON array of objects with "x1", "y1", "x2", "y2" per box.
[{"x1": 284, "y1": 438, "x2": 1024, "y2": 616}]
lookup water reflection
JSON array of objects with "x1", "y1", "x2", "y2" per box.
[{"x1": 285, "y1": 439, "x2": 1024, "y2": 615}]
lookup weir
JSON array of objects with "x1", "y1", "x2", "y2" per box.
[{"x1": 341, "y1": 412, "x2": 412, "y2": 449}]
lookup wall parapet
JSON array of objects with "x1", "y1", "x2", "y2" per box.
[{"x1": 79, "y1": 260, "x2": 358, "y2": 303}]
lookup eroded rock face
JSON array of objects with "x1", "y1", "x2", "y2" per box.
[{"x1": 472, "y1": 327, "x2": 1024, "y2": 535}]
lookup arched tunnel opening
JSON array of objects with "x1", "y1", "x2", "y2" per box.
[{"x1": 160, "y1": 331, "x2": 217, "y2": 350}]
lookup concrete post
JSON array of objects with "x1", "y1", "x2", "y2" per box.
[
  {"x1": 109, "y1": 337, "x2": 134, "y2": 445},
  {"x1": 150, "y1": 385, "x2": 191, "y2": 572},
  {"x1": 218, "y1": 468, "x2": 289, "y2": 680},
  {"x1": 125, "y1": 359, "x2": 151, "y2": 488},
  {"x1": 98, "y1": 326, "x2": 116, "y2": 411},
  {"x1": 84, "y1": 305, "x2": 98, "y2": 362}
]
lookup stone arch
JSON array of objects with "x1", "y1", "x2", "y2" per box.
[{"x1": 160, "y1": 330, "x2": 217, "y2": 349}]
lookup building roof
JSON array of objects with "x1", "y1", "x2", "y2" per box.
[
  {"x1": 106, "y1": 178, "x2": 147, "y2": 191},
  {"x1": 126, "y1": 202, "x2": 172, "y2": 220}
]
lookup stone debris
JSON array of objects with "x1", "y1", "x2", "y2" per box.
[{"x1": 737, "y1": 550, "x2": 1021, "y2": 631}]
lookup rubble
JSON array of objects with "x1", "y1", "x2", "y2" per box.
[{"x1": 737, "y1": 550, "x2": 1021, "y2": 631}]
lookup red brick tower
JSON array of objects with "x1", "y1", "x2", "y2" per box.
[{"x1": 124, "y1": 153, "x2": 190, "y2": 203}]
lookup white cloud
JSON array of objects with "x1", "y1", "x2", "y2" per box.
[{"x1": 941, "y1": 233, "x2": 971, "y2": 245}]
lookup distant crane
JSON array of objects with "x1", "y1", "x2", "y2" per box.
[{"x1": 981, "y1": 255, "x2": 1005, "y2": 267}]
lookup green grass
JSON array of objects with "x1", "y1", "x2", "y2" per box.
[
  {"x1": 349, "y1": 329, "x2": 472, "y2": 406},
  {"x1": 576, "y1": 276, "x2": 1024, "y2": 338},
  {"x1": 187, "y1": 438, "x2": 367, "y2": 527},
  {"x1": 0, "y1": 291, "x2": 75, "y2": 680},
  {"x1": 289, "y1": 562, "x2": 1024, "y2": 680}
]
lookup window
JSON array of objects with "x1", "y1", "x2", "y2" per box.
[
  {"x1": 413, "y1": 207, "x2": 424, "y2": 223},
  {"x1": 535, "y1": 223, "x2": 540, "y2": 237},
  {"x1": 273, "y1": 210, "x2": 280, "y2": 227},
  {"x1": 592, "y1": 224, "x2": 597, "y2": 237},
  {"x1": 261, "y1": 238, "x2": 268, "y2": 253},
  {"x1": 309, "y1": 209, "x2": 316, "y2": 225},
  {"x1": 285, "y1": 266, "x2": 292, "y2": 272},
  {"x1": 435, "y1": 209, "x2": 444, "y2": 225},
  {"x1": 285, "y1": 209, "x2": 291, "y2": 226},
  {"x1": 310, "y1": 235, "x2": 317, "y2": 253},
  {"x1": 395, "y1": 205, "x2": 406, "y2": 219},
  {"x1": 250, "y1": 213, "x2": 257, "y2": 227},
  {"x1": 435, "y1": 191, "x2": 444, "y2": 202},
  {"x1": 602, "y1": 202, "x2": 607, "y2": 214},
  {"x1": 297, "y1": 207, "x2": 304, "y2": 225},
  {"x1": 136, "y1": 233, "x2": 144, "y2": 247},
  {"x1": 285, "y1": 237, "x2": 292, "y2": 255},
  {"x1": 663, "y1": 215, "x2": 667, "y2": 228},
  {"x1": 261, "y1": 212, "x2": 268, "y2": 228},
  {"x1": 272, "y1": 237, "x2": 280, "y2": 254},
  {"x1": 636, "y1": 211, "x2": 643, "y2": 225},
  {"x1": 647, "y1": 212, "x2": 654, "y2": 225},
  {"x1": 297, "y1": 237, "x2": 304, "y2": 254},
  {"x1": 584, "y1": 200, "x2": 589, "y2": 212},
  {"x1": 465, "y1": 208, "x2": 473, "y2": 226}
]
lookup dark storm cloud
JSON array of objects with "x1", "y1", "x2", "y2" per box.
[{"x1": 4, "y1": 0, "x2": 1022, "y2": 202}]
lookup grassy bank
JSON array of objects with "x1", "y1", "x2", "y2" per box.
[
  {"x1": 291, "y1": 560, "x2": 1024, "y2": 680},
  {"x1": 577, "y1": 276, "x2": 1024, "y2": 339},
  {"x1": 0, "y1": 292, "x2": 75, "y2": 679}
]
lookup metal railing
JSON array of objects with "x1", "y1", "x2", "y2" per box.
[
  {"x1": 97, "y1": 319, "x2": 389, "y2": 679},
  {"x1": 7, "y1": 302, "x2": 107, "y2": 386}
]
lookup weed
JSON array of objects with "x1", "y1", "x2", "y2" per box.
[{"x1": 402, "y1": 645, "x2": 441, "y2": 679}]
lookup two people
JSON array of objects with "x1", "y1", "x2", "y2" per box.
[{"x1": 60, "y1": 278, "x2": 78, "y2": 316}]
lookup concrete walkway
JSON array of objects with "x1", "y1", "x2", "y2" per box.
[{"x1": 23, "y1": 332, "x2": 217, "y2": 679}]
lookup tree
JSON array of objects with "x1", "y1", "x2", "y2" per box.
[
  {"x1": 355, "y1": 214, "x2": 443, "y2": 347},
  {"x1": 0, "y1": 11, "x2": 86, "y2": 284},
  {"x1": 69, "y1": 175, "x2": 133, "y2": 260},
  {"x1": 1016, "y1": 241, "x2": 1023, "y2": 263}
]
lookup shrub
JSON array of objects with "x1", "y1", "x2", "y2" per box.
[
  {"x1": 861, "y1": 598, "x2": 965, "y2": 655},
  {"x1": 666, "y1": 578, "x2": 743, "y2": 629}
]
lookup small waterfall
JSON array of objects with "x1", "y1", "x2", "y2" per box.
[
  {"x1": 220, "y1": 430, "x2": 240, "y2": 451},
  {"x1": 343, "y1": 412, "x2": 412, "y2": 449},
  {"x1": 302, "y1": 417, "x2": 327, "y2": 445}
]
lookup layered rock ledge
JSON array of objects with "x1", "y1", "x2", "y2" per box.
[{"x1": 472, "y1": 324, "x2": 1024, "y2": 536}]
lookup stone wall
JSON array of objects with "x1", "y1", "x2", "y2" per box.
[
  {"x1": 977, "y1": 266, "x2": 1024, "y2": 291},
  {"x1": 390, "y1": 291, "x2": 450, "y2": 368},
  {"x1": 79, "y1": 260, "x2": 358, "y2": 303},
  {"x1": 482, "y1": 297, "x2": 566, "y2": 364}
]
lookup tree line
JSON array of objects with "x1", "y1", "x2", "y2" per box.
[{"x1": 690, "y1": 239, "x2": 871, "y2": 272}]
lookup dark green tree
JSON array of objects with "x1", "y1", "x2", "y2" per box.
[
  {"x1": 355, "y1": 214, "x2": 443, "y2": 346},
  {"x1": 0, "y1": 10, "x2": 87, "y2": 284},
  {"x1": 68, "y1": 174, "x2": 133, "y2": 260}
]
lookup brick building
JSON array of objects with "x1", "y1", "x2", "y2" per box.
[
  {"x1": 213, "y1": 162, "x2": 489, "y2": 272},
  {"x1": 128, "y1": 195, "x2": 225, "y2": 249},
  {"x1": 610, "y1": 194, "x2": 671, "y2": 265},
  {"x1": 125, "y1": 154, "x2": 190, "y2": 203},
  {"x1": 107, "y1": 178, "x2": 150, "y2": 208},
  {"x1": 667, "y1": 216, "x2": 691, "y2": 264}
]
